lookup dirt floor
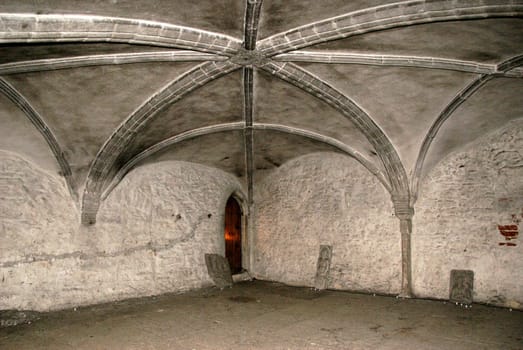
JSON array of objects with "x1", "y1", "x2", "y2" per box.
[{"x1": 1, "y1": 280, "x2": 522, "y2": 350}]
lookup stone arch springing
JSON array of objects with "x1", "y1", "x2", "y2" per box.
[{"x1": 258, "y1": 60, "x2": 415, "y2": 295}]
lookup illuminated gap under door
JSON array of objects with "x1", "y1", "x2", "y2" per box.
[{"x1": 225, "y1": 196, "x2": 242, "y2": 274}]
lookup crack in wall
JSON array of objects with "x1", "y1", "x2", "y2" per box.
[{"x1": 0, "y1": 214, "x2": 209, "y2": 269}]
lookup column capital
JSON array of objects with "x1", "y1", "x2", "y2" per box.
[{"x1": 392, "y1": 193, "x2": 414, "y2": 220}]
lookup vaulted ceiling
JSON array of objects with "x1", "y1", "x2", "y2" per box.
[{"x1": 0, "y1": 0, "x2": 522, "y2": 224}]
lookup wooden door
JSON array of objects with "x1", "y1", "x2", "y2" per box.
[{"x1": 225, "y1": 197, "x2": 242, "y2": 274}]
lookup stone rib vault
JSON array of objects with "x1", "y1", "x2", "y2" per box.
[{"x1": 0, "y1": 0, "x2": 522, "y2": 308}]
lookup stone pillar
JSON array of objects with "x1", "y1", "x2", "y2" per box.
[{"x1": 393, "y1": 194, "x2": 414, "y2": 298}]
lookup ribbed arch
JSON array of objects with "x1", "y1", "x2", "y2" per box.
[
  {"x1": 411, "y1": 54, "x2": 523, "y2": 203},
  {"x1": 0, "y1": 77, "x2": 76, "y2": 198},
  {"x1": 81, "y1": 61, "x2": 240, "y2": 224},
  {"x1": 101, "y1": 122, "x2": 390, "y2": 201},
  {"x1": 260, "y1": 61, "x2": 408, "y2": 197}
]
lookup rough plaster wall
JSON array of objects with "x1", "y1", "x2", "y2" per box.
[
  {"x1": 0, "y1": 151, "x2": 242, "y2": 311},
  {"x1": 414, "y1": 119, "x2": 523, "y2": 309},
  {"x1": 252, "y1": 153, "x2": 401, "y2": 295}
]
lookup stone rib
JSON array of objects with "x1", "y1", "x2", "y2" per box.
[
  {"x1": 0, "y1": 51, "x2": 227, "y2": 75},
  {"x1": 274, "y1": 51, "x2": 499, "y2": 74},
  {"x1": 242, "y1": 0, "x2": 263, "y2": 204},
  {"x1": 243, "y1": 0, "x2": 263, "y2": 50},
  {"x1": 261, "y1": 61, "x2": 408, "y2": 196},
  {"x1": 242, "y1": 67, "x2": 255, "y2": 204},
  {"x1": 497, "y1": 54, "x2": 523, "y2": 72},
  {"x1": 258, "y1": 1, "x2": 523, "y2": 57},
  {"x1": 243, "y1": 68, "x2": 254, "y2": 127},
  {"x1": 0, "y1": 13, "x2": 242, "y2": 55},
  {"x1": 244, "y1": 126, "x2": 255, "y2": 205},
  {"x1": 81, "y1": 60, "x2": 240, "y2": 225},
  {"x1": 0, "y1": 78, "x2": 77, "y2": 199},
  {"x1": 275, "y1": 50, "x2": 523, "y2": 77}
]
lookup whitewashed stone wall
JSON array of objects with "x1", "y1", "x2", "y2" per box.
[
  {"x1": 252, "y1": 153, "x2": 401, "y2": 295},
  {"x1": 0, "y1": 151, "x2": 242, "y2": 311},
  {"x1": 414, "y1": 119, "x2": 523, "y2": 309}
]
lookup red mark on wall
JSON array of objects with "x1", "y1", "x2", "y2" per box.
[{"x1": 498, "y1": 224, "x2": 518, "y2": 247}]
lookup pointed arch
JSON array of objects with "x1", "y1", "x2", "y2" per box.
[
  {"x1": 100, "y1": 122, "x2": 390, "y2": 202},
  {"x1": 81, "y1": 60, "x2": 240, "y2": 225},
  {"x1": 260, "y1": 61, "x2": 408, "y2": 196},
  {"x1": 411, "y1": 54, "x2": 523, "y2": 203}
]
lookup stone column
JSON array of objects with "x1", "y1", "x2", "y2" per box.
[{"x1": 393, "y1": 194, "x2": 414, "y2": 298}]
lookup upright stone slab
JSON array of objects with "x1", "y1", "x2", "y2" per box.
[
  {"x1": 205, "y1": 253, "x2": 233, "y2": 289},
  {"x1": 449, "y1": 270, "x2": 474, "y2": 305},
  {"x1": 314, "y1": 245, "x2": 332, "y2": 290}
]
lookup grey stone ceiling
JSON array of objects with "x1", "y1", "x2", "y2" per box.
[{"x1": 0, "y1": 0, "x2": 522, "y2": 224}]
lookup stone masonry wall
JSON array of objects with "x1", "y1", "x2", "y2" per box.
[
  {"x1": 252, "y1": 153, "x2": 401, "y2": 295},
  {"x1": 0, "y1": 151, "x2": 242, "y2": 311},
  {"x1": 414, "y1": 119, "x2": 523, "y2": 309}
]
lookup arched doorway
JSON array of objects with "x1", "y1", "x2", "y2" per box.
[{"x1": 224, "y1": 196, "x2": 242, "y2": 274}]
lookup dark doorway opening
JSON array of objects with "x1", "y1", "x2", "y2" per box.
[{"x1": 224, "y1": 196, "x2": 242, "y2": 274}]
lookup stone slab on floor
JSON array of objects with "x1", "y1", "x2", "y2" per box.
[{"x1": 205, "y1": 253, "x2": 233, "y2": 289}]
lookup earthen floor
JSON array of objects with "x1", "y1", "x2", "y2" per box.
[{"x1": 1, "y1": 280, "x2": 522, "y2": 350}]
